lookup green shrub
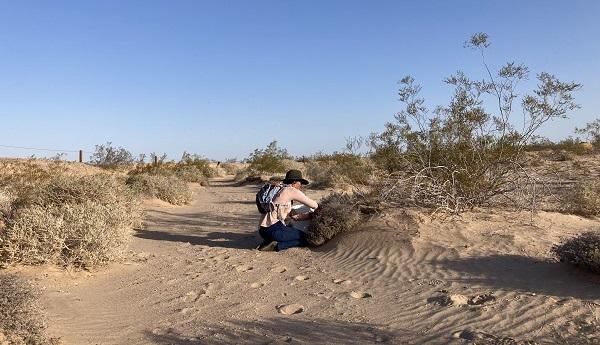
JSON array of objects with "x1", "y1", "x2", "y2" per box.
[
  {"x1": 126, "y1": 173, "x2": 192, "y2": 205},
  {"x1": 0, "y1": 174, "x2": 141, "y2": 267},
  {"x1": 553, "y1": 231, "x2": 600, "y2": 274},
  {"x1": 0, "y1": 274, "x2": 55, "y2": 345},
  {"x1": 368, "y1": 33, "x2": 581, "y2": 212},
  {"x1": 246, "y1": 141, "x2": 290, "y2": 174}
]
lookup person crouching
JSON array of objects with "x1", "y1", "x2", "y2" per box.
[{"x1": 256, "y1": 170, "x2": 318, "y2": 251}]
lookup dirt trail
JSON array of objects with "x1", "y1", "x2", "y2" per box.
[{"x1": 30, "y1": 178, "x2": 600, "y2": 344}]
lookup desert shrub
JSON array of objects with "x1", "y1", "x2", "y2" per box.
[
  {"x1": 306, "y1": 153, "x2": 375, "y2": 188},
  {"x1": 576, "y1": 119, "x2": 600, "y2": 148},
  {"x1": 565, "y1": 180, "x2": 600, "y2": 217},
  {"x1": 553, "y1": 231, "x2": 600, "y2": 274},
  {"x1": 126, "y1": 173, "x2": 192, "y2": 205},
  {"x1": 173, "y1": 165, "x2": 209, "y2": 185},
  {"x1": 0, "y1": 274, "x2": 55, "y2": 345},
  {"x1": 246, "y1": 141, "x2": 290, "y2": 174},
  {"x1": 0, "y1": 174, "x2": 141, "y2": 267},
  {"x1": 90, "y1": 142, "x2": 134, "y2": 168},
  {"x1": 369, "y1": 33, "x2": 581, "y2": 212},
  {"x1": 128, "y1": 152, "x2": 212, "y2": 185},
  {"x1": 179, "y1": 152, "x2": 216, "y2": 178},
  {"x1": 221, "y1": 162, "x2": 243, "y2": 175},
  {"x1": 306, "y1": 192, "x2": 380, "y2": 246}
]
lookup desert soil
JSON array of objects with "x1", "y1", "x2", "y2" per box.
[{"x1": 15, "y1": 178, "x2": 600, "y2": 344}]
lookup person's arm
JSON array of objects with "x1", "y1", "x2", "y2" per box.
[{"x1": 290, "y1": 188, "x2": 318, "y2": 210}]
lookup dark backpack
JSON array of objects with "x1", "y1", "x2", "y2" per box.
[{"x1": 255, "y1": 183, "x2": 286, "y2": 214}]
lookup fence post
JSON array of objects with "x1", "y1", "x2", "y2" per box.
[
  {"x1": 154, "y1": 156, "x2": 158, "y2": 166},
  {"x1": 79, "y1": 150, "x2": 83, "y2": 163}
]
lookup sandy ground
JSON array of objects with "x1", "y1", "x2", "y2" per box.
[{"x1": 17, "y1": 178, "x2": 600, "y2": 344}]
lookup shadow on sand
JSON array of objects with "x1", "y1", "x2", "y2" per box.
[
  {"x1": 437, "y1": 254, "x2": 600, "y2": 300},
  {"x1": 145, "y1": 317, "x2": 410, "y2": 345},
  {"x1": 135, "y1": 209, "x2": 262, "y2": 250}
]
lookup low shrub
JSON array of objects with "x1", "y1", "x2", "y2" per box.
[
  {"x1": 553, "y1": 231, "x2": 600, "y2": 274},
  {"x1": 306, "y1": 193, "x2": 364, "y2": 246},
  {"x1": 220, "y1": 162, "x2": 242, "y2": 175},
  {"x1": 179, "y1": 152, "x2": 216, "y2": 178},
  {"x1": 173, "y1": 165, "x2": 209, "y2": 186},
  {"x1": 0, "y1": 274, "x2": 55, "y2": 344},
  {"x1": 0, "y1": 174, "x2": 141, "y2": 267},
  {"x1": 566, "y1": 180, "x2": 600, "y2": 217},
  {"x1": 126, "y1": 173, "x2": 192, "y2": 205}
]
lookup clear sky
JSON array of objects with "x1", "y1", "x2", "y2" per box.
[{"x1": 1, "y1": 0, "x2": 599, "y2": 161}]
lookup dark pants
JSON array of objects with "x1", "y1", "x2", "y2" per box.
[{"x1": 259, "y1": 221, "x2": 308, "y2": 251}]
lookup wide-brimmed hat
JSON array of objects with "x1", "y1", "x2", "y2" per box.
[{"x1": 283, "y1": 169, "x2": 309, "y2": 185}]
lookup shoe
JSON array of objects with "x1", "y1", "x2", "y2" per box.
[{"x1": 257, "y1": 240, "x2": 278, "y2": 252}]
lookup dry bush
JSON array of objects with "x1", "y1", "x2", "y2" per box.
[
  {"x1": 221, "y1": 162, "x2": 244, "y2": 175},
  {"x1": 0, "y1": 274, "x2": 55, "y2": 344},
  {"x1": 306, "y1": 192, "x2": 377, "y2": 246},
  {"x1": 126, "y1": 173, "x2": 192, "y2": 205},
  {"x1": 306, "y1": 153, "x2": 375, "y2": 189},
  {"x1": 173, "y1": 165, "x2": 209, "y2": 186},
  {"x1": 565, "y1": 180, "x2": 600, "y2": 217},
  {"x1": 553, "y1": 231, "x2": 600, "y2": 274},
  {"x1": 1, "y1": 174, "x2": 141, "y2": 267}
]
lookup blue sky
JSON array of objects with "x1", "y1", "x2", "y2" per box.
[{"x1": 1, "y1": 0, "x2": 598, "y2": 161}]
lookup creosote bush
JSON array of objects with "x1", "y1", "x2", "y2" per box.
[
  {"x1": 90, "y1": 142, "x2": 134, "y2": 169},
  {"x1": 126, "y1": 173, "x2": 192, "y2": 205},
  {"x1": 1, "y1": 174, "x2": 141, "y2": 267},
  {"x1": 0, "y1": 274, "x2": 55, "y2": 345},
  {"x1": 553, "y1": 231, "x2": 600, "y2": 274},
  {"x1": 246, "y1": 140, "x2": 290, "y2": 174},
  {"x1": 369, "y1": 33, "x2": 581, "y2": 212}
]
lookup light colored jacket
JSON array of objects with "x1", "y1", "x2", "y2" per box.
[{"x1": 259, "y1": 186, "x2": 318, "y2": 228}]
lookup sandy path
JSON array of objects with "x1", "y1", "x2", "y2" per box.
[{"x1": 31, "y1": 178, "x2": 600, "y2": 344}]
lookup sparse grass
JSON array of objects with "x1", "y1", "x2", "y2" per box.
[
  {"x1": 126, "y1": 173, "x2": 192, "y2": 205},
  {"x1": 0, "y1": 274, "x2": 56, "y2": 344},
  {"x1": 553, "y1": 231, "x2": 600, "y2": 274}
]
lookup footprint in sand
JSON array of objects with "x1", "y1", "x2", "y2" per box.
[
  {"x1": 234, "y1": 265, "x2": 253, "y2": 272},
  {"x1": 294, "y1": 275, "x2": 309, "y2": 281},
  {"x1": 271, "y1": 267, "x2": 287, "y2": 273},
  {"x1": 350, "y1": 291, "x2": 372, "y2": 299},
  {"x1": 183, "y1": 290, "x2": 206, "y2": 302},
  {"x1": 277, "y1": 304, "x2": 304, "y2": 315}
]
